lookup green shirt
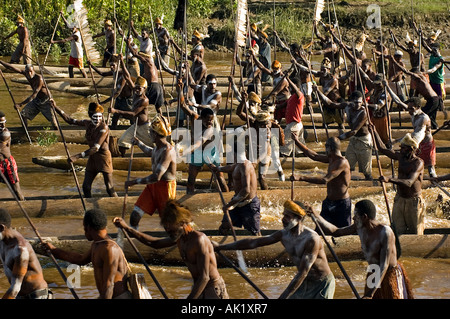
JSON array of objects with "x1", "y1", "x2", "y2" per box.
[{"x1": 428, "y1": 55, "x2": 444, "y2": 84}]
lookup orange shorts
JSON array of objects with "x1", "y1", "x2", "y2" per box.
[
  {"x1": 69, "y1": 56, "x2": 83, "y2": 69},
  {"x1": 134, "y1": 180, "x2": 177, "y2": 216}
]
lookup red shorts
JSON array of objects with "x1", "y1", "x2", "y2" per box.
[
  {"x1": 134, "y1": 180, "x2": 177, "y2": 216},
  {"x1": 418, "y1": 139, "x2": 436, "y2": 166},
  {"x1": 69, "y1": 56, "x2": 83, "y2": 69},
  {"x1": 1, "y1": 156, "x2": 20, "y2": 185}
]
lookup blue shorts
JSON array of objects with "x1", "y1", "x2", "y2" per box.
[
  {"x1": 320, "y1": 197, "x2": 352, "y2": 228},
  {"x1": 224, "y1": 196, "x2": 261, "y2": 235}
]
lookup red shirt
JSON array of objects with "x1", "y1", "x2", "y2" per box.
[{"x1": 285, "y1": 92, "x2": 304, "y2": 124}]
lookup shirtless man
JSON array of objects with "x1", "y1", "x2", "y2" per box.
[
  {"x1": 112, "y1": 56, "x2": 150, "y2": 157},
  {"x1": 210, "y1": 146, "x2": 261, "y2": 236},
  {"x1": 390, "y1": 57, "x2": 443, "y2": 129},
  {"x1": 125, "y1": 36, "x2": 164, "y2": 114},
  {"x1": 214, "y1": 200, "x2": 335, "y2": 299},
  {"x1": 125, "y1": 114, "x2": 177, "y2": 230},
  {"x1": 294, "y1": 57, "x2": 345, "y2": 134},
  {"x1": 390, "y1": 29, "x2": 425, "y2": 73},
  {"x1": 43, "y1": 209, "x2": 132, "y2": 299},
  {"x1": 0, "y1": 112, "x2": 24, "y2": 201},
  {"x1": 291, "y1": 136, "x2": 352, "y2": 227},
  {"x1": 3, "y1": 15, "x2": 31, "y2": 64},
  {"x1": 312, "y1": 21, "x2": 340, "y2": 73},
  {"x1": 385, "y1": 85, "x2": 437, "y2": 178},
  {"x1": 309, "y1": 199, "x2": 413, "y2": 299},
  {"x1": 51, "y1": 101, "x2": 118, "y2": 198},
  {"x1": 52, "y1": 12, "x2": 88, "y2": 78},
  {"x1": 372, "y1": 128, "x2": 425, "y2": 235},
  {"x1": 0, "y1": 209, "x2": 51, "y2": 299},
  {"x1": 114, "y1": 200, "x2": 229, "y2": 299},
  {"x1": 273, "y1": 32, "x2": 312, "y2": 108},
  {"x1": 249, "y1": 49, "x2": 290, "y2": 123},
  {"x1": 0, "y1": 61, "x2": 57, "y2": 129},
  {"x1": 316, "y1": 88, "x2": 374, "y2": 182},
  {"x1": 190, "y1": 50, "x2": 208, "y2": 104},
  {"x1": 93, "y1": 19, "x2": 116, "y2": 67},
  {"x1": 88, "y1": 55, "x2": 134, "y2": 129}
]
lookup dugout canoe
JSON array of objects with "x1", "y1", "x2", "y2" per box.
[
  {"x1": 28, "y1": 229, "x2": 450, "y2": 267},
  {"x1": 31, "y1": 148, "x2": 450, "y2": 172},
  {"x1": 1, "y1": 186, "x2": 396, "y2": 219}
]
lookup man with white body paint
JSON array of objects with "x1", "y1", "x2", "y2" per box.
[
  {"x1": 214, "y1": 200, "x2": 335, "y2": 299},
  {"x1": 51, "y1": 100, "x2": 118, "y2": 198},
  {"x1": 0, "y1": 209, "x2": 52, "y2": 299},
  {"x1": 124, "y1": 114, "x2": 177, "y2": 230},
  {"x1": 309, "y1": 199, "x2": 414, "y2": 299}
]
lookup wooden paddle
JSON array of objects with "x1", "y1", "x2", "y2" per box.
[
  {"x1": 305, "y1": 206, "x2": 361, "y2": 299},
  {"x1": 119, "y1": 226, "x2": 169, "y2": 299},
  {"x1": 0, "y1": 169, "x2": 79, "y2": 299},
  {"x1": 43, "y1": 12, "x2": 62, "y2": 66},
  {"x1": 20, "y1": 6, "x2": 86, "y2": 212},
  {"x1": 206, "y1": 159, "x2": 249, "y2": 274}
]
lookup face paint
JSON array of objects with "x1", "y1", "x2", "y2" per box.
[{"x1": 91, "y1": 113, "x2": 103, "y2": 126}]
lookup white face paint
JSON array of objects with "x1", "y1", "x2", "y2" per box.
[
  {"x1": 284, "y1": 218, "x2": 299, "y2": 231},
  {"x1": 91, "y1": 113, "x2": 103, "y2": 126}
]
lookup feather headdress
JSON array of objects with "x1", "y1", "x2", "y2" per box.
[
  {"x1": 314, "y1": 0, "x2": 325, "y2": 22},
  {"x1": 73, "y1": 0, "x2": 101, "y2": 63},
  {"x1": 235, "y1": 0, "x2": 248, "y2": 47}
]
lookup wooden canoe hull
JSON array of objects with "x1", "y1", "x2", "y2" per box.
[
  {"x1": 31, "y1": 149, "x2": 450, "y2": 172},
  {"x1": 1, "y1": 187, "x2": 395, "y2": 219},
  {"x1": 29, "y1": 230, "x2": 450, "y2": 267}
]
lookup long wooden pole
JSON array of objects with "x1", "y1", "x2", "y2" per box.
[
  {"x1": 120, "y1": 227, "x2": 169, "y2": 299},
  {"x1": 206, "y1": 160, "x2": 249, "y2": 274},
  {"x1": 308, "y1": 212, "x2": 361, "y2": 299},
  {"x1": 0, "y1": 170, "x2": 79, "y2": 299},
  {"x1": 149, "y1": 5, "x2": 171, "y2": 122},
  {"x1": 0, "y1": 68, "x2": 32, "y2": 144},
  {"x1": 43, "y1": 12, "x2": 61, "y2": 66},
  {"x1": 20, "y1": 5, "x2": 86, "y2": 212}
]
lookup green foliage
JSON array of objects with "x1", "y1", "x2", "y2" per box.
[
  {"x1": 36, "y1": 127, "x2": 59, "y2": 147},
  {"x1": 0, "y1": 0, "x2": 448, "y2": 57}
]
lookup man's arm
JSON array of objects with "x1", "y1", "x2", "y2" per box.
[
  {"x1": 370, "y1": 124, "x2": 398, "y2": 160},
  {"x1": 224, "y1": 164, "x2": 253, "y2": 210},
  {"x1": 385, "y1": 160, "x2": 423, "y2": 188},
  {"x1": 279, "y1": 238, "x2": 318, "y2": 299},
  {"x1": 187, "y1": 235, "x2": 211, "y2": 299},
  {"x1": 215, "y1": 231, "x2": 283, "y2": 251},
  {"x1": 0, "y1": 60, "x2": 24, "y2": 74},
  {"x1": 291, "y1": 132, "x2": 328, "y2": 163},
  {"x1": 307, "y1": 205, "x2": 357, "y2": 237},
  {"x1": 2, "y1": 245, "x2": 29, "y2": 299},
  {"x1": 339, "y1": 108, "x2": 367, "y2": 140},
  {"x1": 113, "y1": 217, "x2": 176, "y2": 248},
  {"x1": 42, "y1": 241, "x2": 91, "y2": 265}
]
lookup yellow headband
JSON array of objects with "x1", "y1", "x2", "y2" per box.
[
  {"x1": 400, "y1": 133, "x2": 419, "y2": 150},
  {"x1": 284, "y1": 200, "x2": 306, "y2": 218},
  {"x1": 150, "y1": 114, "x2": 171, "y2": 137},
  {"x1": 248, "y1": 91, "x2": 262, "y2": 104}
]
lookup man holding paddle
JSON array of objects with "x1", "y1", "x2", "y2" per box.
[
  {"x1": 42, "y1": 209, "x2": 132, "y2": 299},
  {"x1": 209, "y1": 145, "x2": 261, "y2": 236},
  {"x1": 125, "y1": 114, "x2": 177, "y2": 231},
  {"x1": 308, "y1": 199, "x2": 414, "y2": 299},
  {"x1": 290, "y1": 135, "x2": 352, "y2": 228},
  {"x1": 0, "y1": 61, "x2": 58, "y2": 129},
  {"x1": 114, "y1": 200, "x2": 229, "y2": 299},
  {"x1": 214, "y1": 200, "x2": 335, "y2": 299}
]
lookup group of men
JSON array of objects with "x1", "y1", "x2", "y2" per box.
[{"x1": 0, "y1": 10, "x2": 448, "y2": 300}]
